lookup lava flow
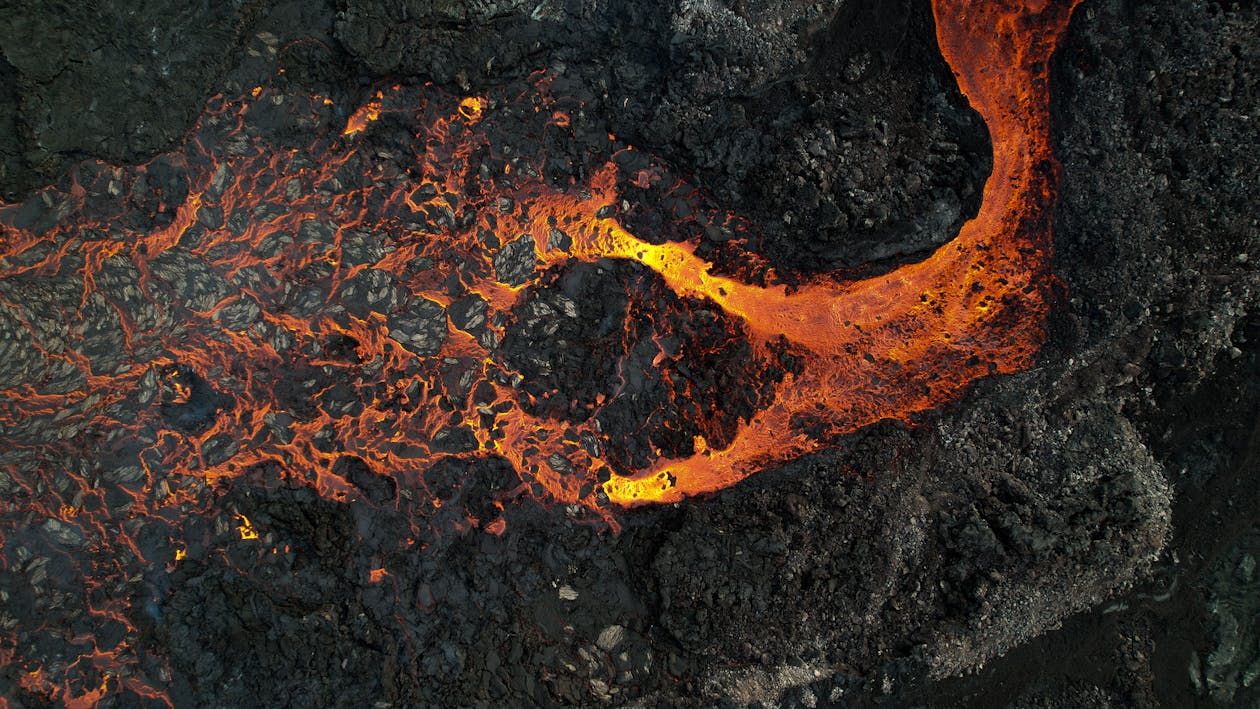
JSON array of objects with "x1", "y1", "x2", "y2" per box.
[
  {"x1": 0, "y1": 1, "x2": 1081, "y2": 514},
  {"x1": 598, "y1": 0, "x2": 1084, "y2": 502}
]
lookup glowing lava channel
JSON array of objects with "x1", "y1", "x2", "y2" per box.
[
  {"x1": 555, "y1": 0, "x2": 1083, "y2": 503},
  {"x1": 0, "y1": 0, "x2": 1083, "y2": 521}
]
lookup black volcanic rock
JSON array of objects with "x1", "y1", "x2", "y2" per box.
[
  {"x1": 335, "y1": 0, "x2": 991, "y2": 273},
  {"x1": 386, "y1": 298, "x2": 449, "y2": 356},
  {"x1": 334, "y1": 454, "x2": 397, "y2": 504},
  {"x1": 492, "y1": 234, "x2": 537, "y2": 287},
  {"x1": 0, "y1": 0, "x2": 254, "y2": 198},
  {"x1": 160, "y1": 365, "x2": 233, "y2": 434},
  {"x1": 449, "y1": 294, "x2": 489, "y2": 334}
]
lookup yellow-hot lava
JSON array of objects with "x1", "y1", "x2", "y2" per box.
[{"x1": 235, "y1": 514, "x2": 259, "y2": 541}]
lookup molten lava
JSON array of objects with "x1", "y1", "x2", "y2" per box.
[
  {"x1": 0, "y1": 0, "x2": 1081, "y2": 523},
  {"x1": 598, "y1": 0, "x2": 1083, "y2": 502},
  {"x1": 0, "y1": 0, "x2": 1079, "y2": 702}
]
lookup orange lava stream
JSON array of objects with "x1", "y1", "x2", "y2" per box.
[
  {"x1": 579, "y1": 0, "x2": 1081, "y2": 502},
  {"x1": 435, "y1": 0, "x2": 1081, "y2": 507},
  {"x1": 0, "y1": 1, "x2": 1082, "y2": 523},
  {"x1": 0, "y1": 1, "x2": 1082, "y2": 702}
]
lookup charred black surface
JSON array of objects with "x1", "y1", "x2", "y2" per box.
[
  {"x1": 335, "y1": 0, "x2": 991, "y2": 274},
  {"x1": 0, "y1": 0, "x2": 1256, "y2": 708},
  {"x1": 501, "y1": 260, "x2": 794, "y2": 471},
  {"x1": 0, "y1": 0, "x2": 263, "y2": 199},
  {"x1": 159, "y1": 365, "x2": 233, "y2": 434}
]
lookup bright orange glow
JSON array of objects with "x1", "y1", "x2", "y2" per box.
[
  {"x1": 458, "y1": 96, "x2": 485, "y2": 121},
  {"x1": 595, "y1": 0, "x2": 1083, "y2": 502},
  {"x1": 0, "y1": 10, "x2": 1082, "y2": 701},
  {"x1": 236, "y1": 514, "x2": 259, "y2": 541},
  {"x1": 0, "y1": 2, "x2": 1081, "y2": 536},
  {"x1": 342, "y1": 90, "x2": 384, "y2": 136}
]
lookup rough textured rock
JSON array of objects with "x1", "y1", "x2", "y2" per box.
[{"x1": 0, "y1": 0, "x2": 257, "y2": 198}]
